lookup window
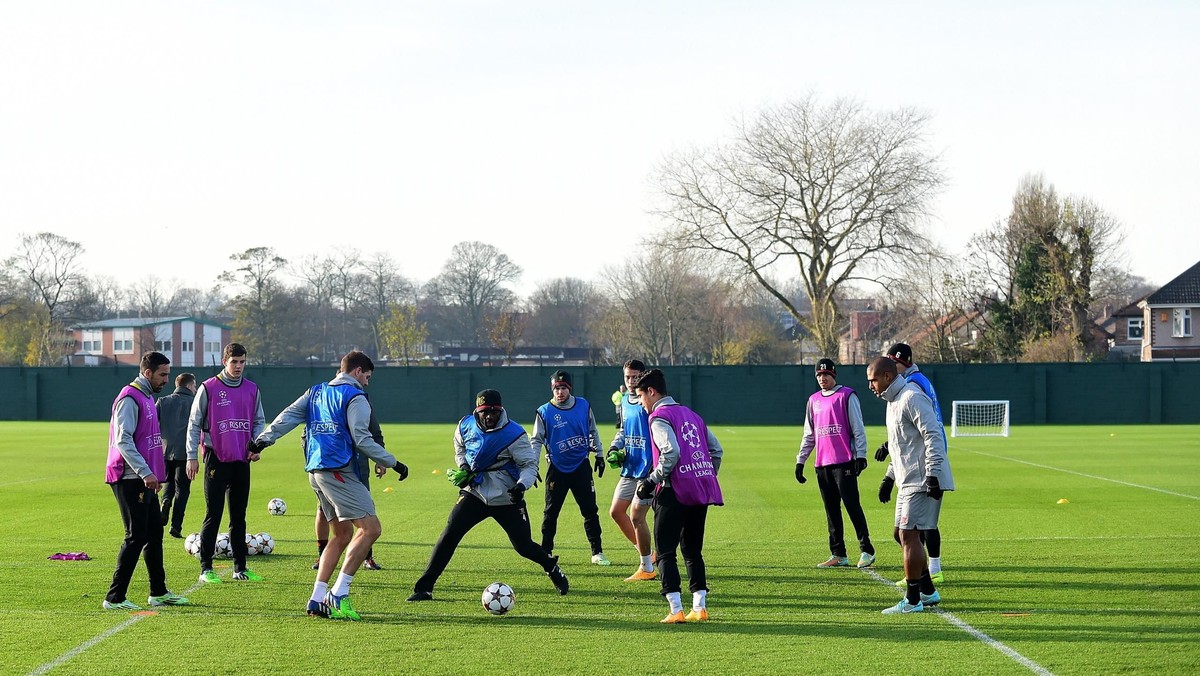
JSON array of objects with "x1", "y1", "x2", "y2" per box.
[
  {"x1": 81, "y1": 330, "x2": 103, "y2": 353},
  {"x1": 180, "y1": 340, "x2": 195, "y2": 352},
  {"x1": 112, "y1": 328, "x2": 134, "y2": 354},
  {"x1": 204, "y1": 341, "x2": 221, "y2": 353},
  {"x1": 1127, "y1": 318, "x2": 1144, "y2": 341},
  {"x1": 154, "y1": 340, "x2": 172, "y2": 352},
  {"x1": 1173, "y1": 309, "x2": 1193, "y2": 338}
]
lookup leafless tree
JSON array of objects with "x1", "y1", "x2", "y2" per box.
[
  {"x1": 427, "y1": 241, "x2": 521, "y2": 344},
  {"x1": 654, "y1": 95, "x2": 944, "y2": 357},
  {"x1": 218, "y1": 247, "x2": 289, "y2": 363},
  {"x1": 126, "y1": 276, "x2": 182, "y2": 318},
  {"x1": 360, "y1": 253, "x2": 415, "y2": 358},
  {"x1": 525, "y1": 277, "x2": 605, "y2": 348},
  {"x1": 5, "y1": 232, "x2": 88, "y2": 364}
]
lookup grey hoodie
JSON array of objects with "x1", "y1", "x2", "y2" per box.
[
  {"x1": 455, "y1": 409, "x2": 538, "y2": 507},
  {"x1": 880, "y1": 376, "x2": 955, "y2": 494}
]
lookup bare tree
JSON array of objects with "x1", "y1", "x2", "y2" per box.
[
  {"x1": 654, "y1": 95, "x2": 944, "y2": 357},
  {"x1": 218, "y1": 247, "x2": 289, "y2": 363},
  {"x1": 487, "y1": 310, "x2": 528, "y2": 365},
  {"x1": 360, "y1": 253, "x2": 415, "y2": 358},
  {"x1": 5, "y1": 232, "x2": 88, "y2": 364},
  {"x1": 598, "y1": 244, "x2": 716, "y2": 364},
  {"x1": 525, "y1": 277, "x2": 605, "y2": 347},
  {"x1": 126, "y1": 276, "x2": 182, "y2": 318},
  {"x1": 427, "y1": 241, "x2": 521, "y2": 343}
]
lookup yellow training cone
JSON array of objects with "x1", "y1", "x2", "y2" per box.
[
  {"x1": 383, "y1": 486, "x2": 394, "y2": 493},
  {"x1": 1056, "y1": 498, "x2": 1069, "y2": 504},
  {"x1": 432, "y1": 469, "x2": 440, "y2": 475}
]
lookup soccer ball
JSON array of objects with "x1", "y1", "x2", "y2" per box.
[
  {"x1": 267, "y1": 498, "x2": 287, "y2": 516},
  {"x1": 246, "y1": 532, "x2": 262, "y2": 556},
  {"x1": 215, "y1": 532, "x2": 233, "y2": 558},
  {"x1": 183, "y1": 532, "x2": 201, "y2": 558},
  {"x1": 481, "y1": 582, "x2": 515, "y2": 615},
  {"x1": 256, "y1": 532, "x2": 275, "y2": 555}
]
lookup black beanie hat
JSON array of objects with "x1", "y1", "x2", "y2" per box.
[
  {"x1": 550, "y1": 370, "x2": 573, "y2": 389},
  {"x1": 815, "y1": 358, "x2": 837, "y2": 377}
]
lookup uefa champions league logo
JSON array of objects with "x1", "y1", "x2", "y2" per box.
[
  {"x1": 681, "y1": 421, "x2": 701, "y2": 448},
  {"x1": 553, "y1": 413, "x2": 562, "y2": 423},
  {"x1": 812, "y1": 400, "x2": 822, "y2": 415}
]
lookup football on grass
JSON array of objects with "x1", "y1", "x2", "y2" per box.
[
  {"x1": 268, "y1": 498, "x2": 287, "y2": 515},
  {"x1": 482, "y1": 582, "x2": 515, "y2": 615},
  {"x1": 184, "y1": 532, "x2": 201, "y2": 558}
]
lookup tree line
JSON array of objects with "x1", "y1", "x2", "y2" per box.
[{"x1": 1, "y1": 95, "x2": 1153, "y2": 367}]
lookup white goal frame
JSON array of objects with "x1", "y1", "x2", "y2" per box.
[{"x1": 950, "y1": 400, "x2": 1010, "y2": 438}]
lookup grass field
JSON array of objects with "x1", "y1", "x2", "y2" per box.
[{"x1": 2, "y1": 421, "x2": 1199, "y2": 675}]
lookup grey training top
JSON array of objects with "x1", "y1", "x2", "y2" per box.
[
  {"x1": 185, "y1": 371, "x2": 266, "y2": 462},
  {"x1": 880, "y1": 376, "x2": 955, "y2": 494},
  {"x1": 455, "y1": 409, "x2": 538, "y2": 507},
  {"x1": 256, "y1": 372, "x2": 398, "y2": 470},
  {"x1": 110, "y1": 375, "x2": 155, "y2": 481},
  {"x1": 644, "y1": 397, "x2": 723, "y2": 488},
  {"x1": 529, "y1": 394, "x2": 603, "y2": 468},
  {"x1": 156, "y1": 385, "x2": 194, "y2": 462},
  {"x1": 796, "y1": 384, "x2": 868, "y2": 466}
]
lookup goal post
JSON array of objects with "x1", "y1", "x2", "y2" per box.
[{"x1": 950, "y1": 400, "x2": 1010, "y2": 438}]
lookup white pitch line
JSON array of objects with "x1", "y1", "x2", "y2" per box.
[
  {"x1": 28, "y1": 579, "x2": 205, "y2": 676},
  {"x1": 0, "y1": 471, "x2": 92, "y2": 488},
  {"x1": 865, "y1": 569, "x2": 1053, "y2": 676},
  {"x1": 953, "y1": 448, "x2": 1200, "y2": 501}
]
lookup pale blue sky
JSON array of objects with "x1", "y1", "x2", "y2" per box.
[{"x1": 1, "y1": 1, "x2": 1196, "y2": 296}]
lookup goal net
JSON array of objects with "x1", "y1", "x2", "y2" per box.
[{"x1": 950, "y1": 400, "x2": 1010, "y2": 437}]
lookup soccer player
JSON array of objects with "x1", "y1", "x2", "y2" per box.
[
  {"x1": 632, "y1": 369, "x2": 724, "y2": 623},
  {"x1": 866, "y1": 357, "x2": 954, "y2": 614},
  {"x1": 156, "y1": 372, "x2": 196, "y2": 539},
  {"x1": 795, "y1": 359, "x2": 876, "y2": 569},
  {"x1": 254, "y1": 351, "x2": 409, "y2": 620},
  {"x1": 531, "y1": 370, "x2": 609, "y2": 565},
  {"x1": 103, "y1": 351, "x2": 190, "y2": 610},
  {"x1": 185, "y1": 343, "x2": 267, "y2": 584},
  {"x1": 607, "y1": 359, "x2": 657, "y2": 581},
  {"x1": 878, "y1": 342, "x2": 948, "y2": 585},
  {"x1": 406, "y1": 389, "x2": 569, "y2": 602},
  {"x1": 311, "y1": 392, "x2": 386, "y2": 571}
]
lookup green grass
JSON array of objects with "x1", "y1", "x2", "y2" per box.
[{"x1": 3, "y1": 421, "x2": 1199, "y2": 675}]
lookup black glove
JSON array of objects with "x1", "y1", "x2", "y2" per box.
[
  {"x1": 795, "y1": 462, "x2": 806, "y2": 484},
  {"x1": 879, "y1": 476, "x2": 895, "y2": 504},
  {"x1": 508, "y1": 482, "x2": 526, "y2": 503},
  {"x1": 874, "y1": 442, "x2": 889, "y2": 462},
  {"x1": 393, "y1": 461, "x2": 409, "y2": 481},
  {"x1": 635, "y1": 479, "x2": 656, "y2": 500},
  {"x1": 854, "y1": 457, "x2": 867, "y2": 477},
  {"x1": 925, "y1": 475, "x2": 943, "y2": 500},
  {"x1": 593, "y1": 454, "x2": 605, "y2": 478},
  {"x1": 247, "y1": 438, "x2": 268, "y2": 454}
]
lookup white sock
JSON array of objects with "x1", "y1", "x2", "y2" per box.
[
  {"x1": 310, "y1": 581, "x2": 328, "y2": 603},
  {"x1": 640, "y1": 554, "x2": 654, "y2": 573},
  {"x1": 666, "y1": 592, "x2": 683, "y2": 614},
  {"x1": 692, "y1": 590, "x2": 707, "y2": 611},
  {"x1": 332, "y1": 571, "x2": 353, "y2": 597},
  {"x1": 929, "y1": 557, "x2": 942, "y2": 575}
]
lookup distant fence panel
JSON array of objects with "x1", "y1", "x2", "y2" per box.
[{"x1": 1, "y1": 362, "x2": 1197, "y2": 427}]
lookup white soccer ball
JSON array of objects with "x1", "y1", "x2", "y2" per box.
[
  {"x1": 256, "y1": 532, "x2": 275, "y2": 555},
  {"x1": 482, "y1": 582, "x2": 515, "y2": 616},
  {"x1": 215, "y1": 532, "x2": 233, "y2": 558},
  {"x1": 245, "y1": 532, "x2": 262, "y2": 556},
  {"x1": 267, "y1": 498, "x2": 287, "y2": 516},
  {"x1": 183, "y1": 532, "x2": 201, "y2": 558}
]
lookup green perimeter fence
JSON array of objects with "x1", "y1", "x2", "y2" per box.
[{"x1": 1, "y1": 362, "x2": 1196, "y2": 426}]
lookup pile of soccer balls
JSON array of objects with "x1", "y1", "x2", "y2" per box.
[{"x1": 183, "y1": 532, "x2": 275, "y2": 558}]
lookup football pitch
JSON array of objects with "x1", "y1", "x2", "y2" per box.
[{"x1": 2, "y1": 421, "x2": 1198, "y2": 675}]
